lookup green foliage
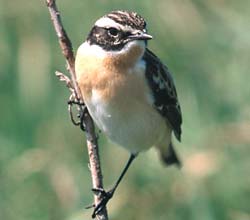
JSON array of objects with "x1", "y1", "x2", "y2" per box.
[{"x1": 0, "y1": 1, "x2": 250, "y2": 219}]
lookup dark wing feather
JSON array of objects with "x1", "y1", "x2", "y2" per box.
[{"x1": 143, "y1": 49, "x2": 182, "y2": 141}]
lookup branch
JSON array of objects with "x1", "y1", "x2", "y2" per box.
[{"x1": 46, "y1": 1, "x2": 108, "y2": 219}]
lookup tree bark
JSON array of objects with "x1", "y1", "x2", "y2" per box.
[{"x1": 46, "y1": 1, "x2": 108, "y2": 219}]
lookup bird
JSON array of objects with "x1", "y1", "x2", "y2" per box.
[{"x1": 75, "y1": 10, "x2": 182, "y2": 217}]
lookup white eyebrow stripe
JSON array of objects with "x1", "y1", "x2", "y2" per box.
[
  {"x1": 95, "y1": 17, "x2": 122, "y2": 29},
  {"x1": 94, "y1": 17, "x2": 135, "y2": 33}
]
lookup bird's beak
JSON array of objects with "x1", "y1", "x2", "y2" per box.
[{"x1": 128, "y1": 31, "x2": 153, "y2": 41}]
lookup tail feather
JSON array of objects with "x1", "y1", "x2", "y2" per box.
[{"x1": 160, "y1": 142, "x2": 181, "y2": 168}]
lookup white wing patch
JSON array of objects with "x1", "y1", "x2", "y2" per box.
[{"x1": 152, "y1": 74, "x2": 165, "y2": 89}]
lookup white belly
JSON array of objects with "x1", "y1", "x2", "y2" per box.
[{"x1": 86, "y1": 89, "x2": 170, "y2": 154}]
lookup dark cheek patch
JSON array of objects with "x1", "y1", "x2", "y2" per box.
[{"x1": 87, "y1": 26, "x2": 128, "y2": 51}]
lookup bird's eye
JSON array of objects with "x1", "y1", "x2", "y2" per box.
[{"x1": 108, "y1": 28, "x2": 119, "y2": 36}]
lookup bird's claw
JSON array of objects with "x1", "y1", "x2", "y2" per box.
[
  {"x1": 85, "y1": 203, "x2": 95, "y2": 209},
  {"x1": 67, "y1": 97, "x2": 88, "y2": 130},
  {"x1": 89, "y1": 187, "x2": 114, "y2": 218}
]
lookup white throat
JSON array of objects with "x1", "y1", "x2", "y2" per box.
[{"x1": 77, "y1": 40, "x2": 146, "y2": 61}]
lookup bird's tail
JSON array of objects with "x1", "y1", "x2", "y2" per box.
[{"x1": 159, "y1": 142, "x2": 181, "y2": 167}]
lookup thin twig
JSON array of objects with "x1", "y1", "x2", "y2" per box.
[{"x1": 46, "y1": 0, "x2": 108, "y2": 219}]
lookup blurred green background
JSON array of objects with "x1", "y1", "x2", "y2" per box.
[{"x1": 1, "y1": 0, "x2": 250, "y2": 220}]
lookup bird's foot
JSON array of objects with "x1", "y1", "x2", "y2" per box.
[
  {"x1": 86, "y1": 187, "x2": 114, "y2": 218},
  {"x1": 67, "y1": 97, "x2": 87, "y2": 130}
]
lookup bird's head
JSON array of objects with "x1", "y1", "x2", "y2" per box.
[{"x1": 85, "y1": 10, "x2": 152, "y2": 61}]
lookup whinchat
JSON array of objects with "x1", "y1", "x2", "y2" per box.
[{"x1": 75, "y1": 10, "x2": 182, "y2": 217}]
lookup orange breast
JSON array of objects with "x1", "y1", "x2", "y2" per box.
[{"x1": 75, "y1": 43, "x2": 147, "y2": 107}]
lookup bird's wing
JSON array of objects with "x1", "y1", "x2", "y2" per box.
[{"x1": 143, "y1": 49, "x2": 182, "y2": 141}]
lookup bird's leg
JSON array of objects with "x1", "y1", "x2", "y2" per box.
[
  {"x1": 67, "y1": 95, "x2": 87, "y2": 130},
  {"x1": 90, "y1": 153, "x2": 138, "y2": 218}
]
